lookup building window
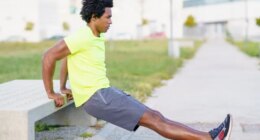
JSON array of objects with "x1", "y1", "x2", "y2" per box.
[{"x1": 184, "y1": 0, "x2": 242, "y2": 7}]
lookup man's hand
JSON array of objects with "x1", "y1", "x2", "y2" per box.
[
  {"x1": 48, "y1": 93, "x2": 65, "y2": 107},
  {"x1": 61, "y1": 88, "x2": 73, "y2": 101}
]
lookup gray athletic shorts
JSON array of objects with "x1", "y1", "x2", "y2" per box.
[{"x1": 83, "y1": 87, "x2": 147, "y2": 131}]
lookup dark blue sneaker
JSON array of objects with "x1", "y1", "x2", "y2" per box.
[{"x1": 209, "y1": 114, "x2": 233, "y2": 140}]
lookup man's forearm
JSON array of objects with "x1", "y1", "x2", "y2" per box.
[{"x1": 42, "y1": 52, "x2": 56, "y2": 98}]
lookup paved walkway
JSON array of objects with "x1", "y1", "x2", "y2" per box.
[{"x1": 92, "y1": 38, "x2": 260, "y2": 140}]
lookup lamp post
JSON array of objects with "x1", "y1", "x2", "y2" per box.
[
  {"x1": 168, "y1": 0, "x2": 174, "y2": 57},
  {"x1": 140, "y1": 0, "x2": 144, "y2": 40},
  {"x1": 244, "y1": 0, "x2": 249, "y2": 47},
  {"x1": 168, "y1": 0, "x2": 180, "y2": 58}
]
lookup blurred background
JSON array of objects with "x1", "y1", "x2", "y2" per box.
[
  {"x1": 1, "y1": 1, "x2": 260, "y2": 139},
  {"x1": 0, "y1": 0, "x2": 259, "y2": 42}
]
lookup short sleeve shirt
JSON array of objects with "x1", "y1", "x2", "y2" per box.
[{"x1": 64, "y1": 26, "x2": 110, "y2": 107}]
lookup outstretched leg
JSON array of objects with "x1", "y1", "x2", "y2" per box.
[
  {"x1": 83, "y1": 87, "x2": 232, "y2": 140},
  {"x1": 138, "y1": 108, "x2": 212, "y2": 140}
]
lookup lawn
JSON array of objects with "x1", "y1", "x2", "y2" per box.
[
  {"x1": 0, "y1": 39, "x2": 201, "y2": 101},
  {"x1": 227, "y1": 38, "x2": 260, "y2": 57},
  {"x1": 0, "y1": 41, "x2": 59, "y2": 83}
]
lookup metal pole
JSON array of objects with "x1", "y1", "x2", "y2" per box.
[
  {"x1": 168, "y1": 0, "x2": 174, "y2": 57},
  {"x1": 140, "y1": 0, "x2": 144, "y2": 40},
  {"x1": 244, "y1": 0, "x2": 249, "y2": 47}
]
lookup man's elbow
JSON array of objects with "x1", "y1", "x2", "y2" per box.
[{"x1": 42, "y1": 50, "x2": 54, "y2": 65}]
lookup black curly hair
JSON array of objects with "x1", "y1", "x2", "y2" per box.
[{"x1": 80, "y1": 0, "x2": 113, "y2": 23}]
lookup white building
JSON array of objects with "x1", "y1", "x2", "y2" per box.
[
  {"x1": 0, "y1": 0, "x2": 259, "y2": 41},
  {"x1": 183, "y1": 0, "x2": 260, "y2": 40},
  {"x1": 0, "y1": 0, "x2": 182, "y2": 41},
  {"x1": 0, "y1": 0, "x2": 83, "y2": 42},
  {"x1": 0, "y1": 0, "x2": 40, "y2": 41},
  {"x1": 113, "y1": 0, "x2": 260, "y2": 40}
]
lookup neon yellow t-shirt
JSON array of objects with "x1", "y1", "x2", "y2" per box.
[{"x1": 64, "y1": 26, "x2": 110, "y2": 107}]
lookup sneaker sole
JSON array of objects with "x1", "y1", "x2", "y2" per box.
[{"x1": 224, "y1": 114, "x2": 233, "y2": 140}]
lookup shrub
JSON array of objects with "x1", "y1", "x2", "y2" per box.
[
  {"x1": 141, "y1": 18, "x2": 149, "y2": 26},
  {"x1": 184, "y1": 15, "x2": 197, "y2": 28},
  {"x1": 25, "y1": 22, "x2": 34, "y2": 31},
  {"x1": 80, "y1": 132, "x2": 93, "y2": 138},
  {"x1": 256, "y1": 17, "x2": 260, "y2": 27},
  {"x1": 63, "y1": 22, "x2": 70, "y2": 31}
]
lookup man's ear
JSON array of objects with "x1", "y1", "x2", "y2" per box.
[{"x1": 91, "y1": 15, "x2": 97, "y2": 22}]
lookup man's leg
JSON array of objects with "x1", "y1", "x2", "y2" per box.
[
  {"x1": 138, "y1": 108, "x2": 212, "y2": 140},
  {"x1": 84, "y1": 87, "x2": 232, "y2": 140}
]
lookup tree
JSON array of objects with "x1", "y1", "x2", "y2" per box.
[
  {"x1": 25, "y1": 22, "x2": 34, "y2": 31},
  {"x1": 256, "y1": 17, "x2": 260, "y2": 27},
  {"x1": 184, "y1": 15, "x2": 197, "y2": 28},
  {"x1": 141, "y1": 18, "x2": 149, "y2": 26},
  {"x1": 63, "y1": 22, "x2": 70, "y2": 31}
]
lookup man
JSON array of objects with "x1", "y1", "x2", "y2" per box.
[{"x1": 42, "y1": 0, "x2": 232, "y2": 139}]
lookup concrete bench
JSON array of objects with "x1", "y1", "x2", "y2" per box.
[{"x1": 0, "y1": 80, "x2": 97, "y2": 140}]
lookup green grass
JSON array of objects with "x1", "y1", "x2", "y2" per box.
[
  {"x1": 80, "y1": 132, "x2": 94, "y2": 138},
  {"x1": 0, "y1": 41, "x2": 61, "y2": 83},
  {"x1": 227, "y1": 38, "x2": 260, "y2": 57},
  {"x1": 106, "y1": 40, "x2": 201, "y2": 101},
  {"x1": 35, "y1": 121, "x2": 66, "y2": 132},
  {"x1": 180, "y1": 41, "x2": 202, "y2": 59},
  {"x1": 106, "y1": 40, "x2": 178, "y2": 101},
  {"x1": 0, "y1": 39, "x2": 201, "y2": 101},
  {"x1": 0, "y1": 54, "x2": 61, "y2": 81}
]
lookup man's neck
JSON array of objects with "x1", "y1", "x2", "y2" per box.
[{"x1": 87, "y1": 24, "x2": 100, "y2": 37}]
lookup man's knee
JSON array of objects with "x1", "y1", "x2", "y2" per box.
[{"x1": 139, "y1": 109, "x2": 164, "y2": 128}]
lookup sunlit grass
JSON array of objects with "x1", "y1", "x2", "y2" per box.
[
  {"x1": 0, "y1": 41, "x2": 61, "y2": 83},
  {"x1": 0, "y1": 39, "x2": 201, "y2": 101},
  {"x1": 227, "y1": 38, "x2": 260, "y2": 57},
  {"x1": 106, "y1": 39, "x2": 201, "y2": 101}
]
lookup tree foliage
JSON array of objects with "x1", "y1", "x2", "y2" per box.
[
  {"x1": 25, "y1": 22, "x2": 34, "y2": 31},
  {"x1": 141, "y1": 18, "x2": 149, "y2": 26},
  {"x1": 63, "y1": 22, "x2": 70, "y2": 31},
  {"x1": 256, "y1": 18, "x2": 260, "y2": 27},
  {"x1": 184, "y1": 15, "x2": 197, "y2": 28}
]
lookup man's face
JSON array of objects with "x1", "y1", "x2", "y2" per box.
[{"x1": 95, "y1": 8, "x2": 112, "y2": 33}]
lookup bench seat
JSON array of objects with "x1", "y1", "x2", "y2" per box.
[{"x1": 0, "y1": 80, "x2": 96, "y2": 140}]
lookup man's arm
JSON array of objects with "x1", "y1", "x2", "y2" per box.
[
  {"x1": 60, "y1": 57, "x2": 73, "y2": 100},
  {"x1": 42, "y1": 40, "x2": 71, "y2": 107}
]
